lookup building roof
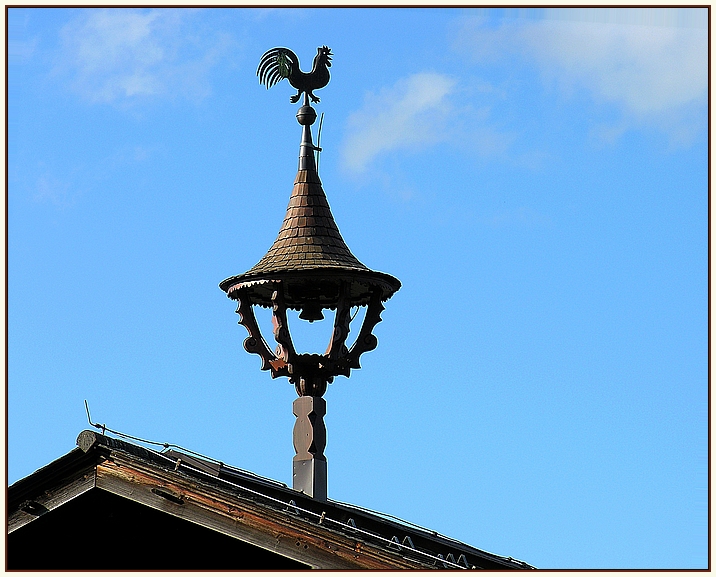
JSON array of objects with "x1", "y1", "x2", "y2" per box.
[{"x1": 8, "y1": 430, "x2": 535, "y2": 570}]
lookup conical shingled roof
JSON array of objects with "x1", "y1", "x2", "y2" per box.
[
  {"x1": 243, "y1": 169, "x2": 370, "y2": 275},
  {"x1": 220, "y1": 105, "x2": 400, "y2": 310}
]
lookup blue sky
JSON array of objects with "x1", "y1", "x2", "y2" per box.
[{"x1": 8, "y1": 7, "x2": 708, "y2": 569}]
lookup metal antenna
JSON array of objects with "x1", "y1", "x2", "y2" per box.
[
  {"x1": 84, "y1": 400, "x2": 106, "y2": 435},
  {"x1": 316, "y1": 112, "x2": 325, "y2": 174}
]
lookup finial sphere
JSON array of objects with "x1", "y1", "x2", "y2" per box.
[
  {"x1": 257, "y1": 46, "x2": 332, "y2": 104},
  {"x1": 296, "y1": 105, "x2": 317, "y2": 126}
]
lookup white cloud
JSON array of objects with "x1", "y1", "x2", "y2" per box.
[
  {"x1": 456, "y1": 9, "x2": 707, "y2": 144},
  {"x1": 526, "y1": 20, "x2": 706, "y2": 115},
  {"x1": 56, "y1": 9, "x2": 231, "y2": 104},
  {"x1": 341, "y1": 72, "x2": 456, "y2": 174}
]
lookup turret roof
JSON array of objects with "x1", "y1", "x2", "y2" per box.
[
  {"x1": 219, "y1": 106, "x2": 400, "y2": 308},
  {"x1": 242, "y1": 169, "x2": 370, "y2": 275}
]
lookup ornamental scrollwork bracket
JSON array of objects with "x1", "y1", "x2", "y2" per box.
[
  {"x1": 235, "y1": 282, "x2": 387, "y2": 393},
  {"x1": 345, "y1": 288, "x2": 384, "y2": 370},
  {"x1": 270, "y1": 283, "x2": 297, "y2": 376},
  {"x1": 234, "y1": 287, "x2": 289, "y2": 378}
]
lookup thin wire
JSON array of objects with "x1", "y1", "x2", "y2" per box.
[
  {"x1": 329, "y1": 497, "x2": 439, "y2": 535},
  {"x1": 149, "y1": 452, "x2": 467, "y2": 569},
  {"x1": 328, "y1": 497, "x2": 529, "y2": 567},
  {"x1": 84, "y1": 400, "x2": 220, "y2": 462},
  {"x1": 81, "y1": 402, "x2": 528, "y2": 569},
  {"x1": 84, "y1": 400, "x2": 285, "y2": 487},
  {"x1": 316, "y1": 112, "x2": 325, "y2": 174}
]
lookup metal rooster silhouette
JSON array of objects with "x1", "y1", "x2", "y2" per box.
[{"x1": 257, "y1": 46, "x2": 332, "y2": 104}]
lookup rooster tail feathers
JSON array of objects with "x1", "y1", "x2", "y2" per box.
[
  {"x1": 257, "y1": 47, "x2": 298, "y2": 89},
  {"x1": 265, "y1": 67, "x2": 284, "y2": 89}
]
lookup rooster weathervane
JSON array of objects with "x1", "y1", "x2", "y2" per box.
[
  {"x1": 257, "y1": 46, "x2": 332, "y2": 104},
  {"x1": 224, "y1": 43, "x2": 401, "y2": 502}
]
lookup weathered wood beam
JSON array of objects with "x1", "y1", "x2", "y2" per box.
[
  {"x1": 95, "y1": 457, "x2": 426, "y2": 570},
  {"x1": 8, "y1": 467, "x2": 96, "y2": 533}
]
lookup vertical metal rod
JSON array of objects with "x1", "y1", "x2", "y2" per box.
[{"x1": 316, "y1": 112, "x2": 325, "y2": 174}]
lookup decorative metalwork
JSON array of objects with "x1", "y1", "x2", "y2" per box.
[
  {"x1": 258, "y1": 46, "x2": 332, "y2": 104},
  {"x1": 222, "y1": 47, "x2": 400, "y2": 500}
]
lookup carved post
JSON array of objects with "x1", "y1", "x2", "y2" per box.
[{"x1": 292, "y1": 396, "x2": 327, "y2": 501}]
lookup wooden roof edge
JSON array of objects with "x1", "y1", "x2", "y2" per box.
[
  {"x1": 8, "y1": 444, "x2": 99, "y2": 512},
  {"x1": 101, "y1": 431, "x2": 537, "y2": 569},
  {"x1": 8, "y1": 430, "x2": 535, "y2": 570}
]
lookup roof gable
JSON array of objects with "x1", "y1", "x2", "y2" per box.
[{"x1": 8, "y1": 430, "x2": 534, "y2": 570}]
